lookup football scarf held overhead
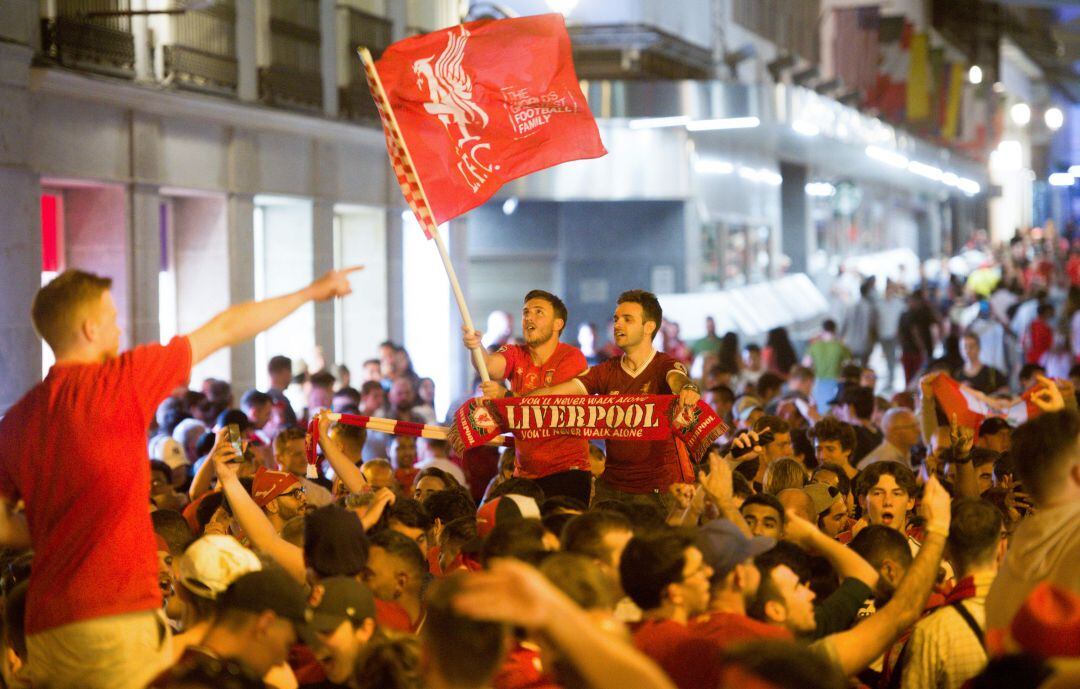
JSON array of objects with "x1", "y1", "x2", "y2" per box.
[{"x1": 448, "y1": 395, "x2": 729, "y2": 460}]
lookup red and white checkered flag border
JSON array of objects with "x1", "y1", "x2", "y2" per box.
[{"x1": 359, "y1": 49, "x2": 438, "y2": 240}]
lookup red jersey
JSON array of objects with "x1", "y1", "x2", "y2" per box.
[
  {"x1": 498, "y1": 343, "x2": 589, "y2": 478},
  {"x1": 0, "y1": 337, "x2": 192, "y2": 634},
  {"x1": 689, "y1": 611, "x2": 793, "y2": 647},
  {"x1": 631, "y1": 619, "x2": 723, "y2": 689},
  {"x1": 573, "y1": 350, "x2": 693, "y2": 492}
]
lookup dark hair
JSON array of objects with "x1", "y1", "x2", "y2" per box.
[
  {"x1": 195, "y1": 431, "x2": 217, "y2": 458},
  {"x1": 732, "y1": 472, "x2": 753, "y2": 499},
  {"x1": 616, "y1": 290, "x2": 663, "y2": 335},
  {"x1": 1018, "y1": 363, "x2": 1046, "y2": 382},
  {"x1": 849, "y1": 524, "x2": 913, "y2": 570},
  {"x1": 561, "y1": 511, "x2": 632, "y2": 562},
  {"x1": 812, "y1": 463, "x2": 852, "y2": 497},
  {"x1": 440, "y1": 516, "x2": 478, "y2": 550},
  {"x1": 151, "y1": 509, "x2": 195, "y2": 556},
  {"x1": 31, "y1": 269, "x2": 112, "y2": 352},
  {"x1": 765, "y1": 328, "x2": 798, "y2": 376},
  {"x1": 1037, "y1": 302, "x2": 1055, "y2": 318},
  {"x1": 423, "y1": 489, "x2": 475, "y2": 525},
  {"x1": 969, "y1": 654, "x2": 1054, "y2": 689},
  {"x1": 240, "y1": 389, "x2": 272, "y2": 411},
  {"x1": 993, "y1": 451, "x2": 1015, "y2": 483},
  {"x1": 268, "y1": 355, "x2": 292, "y2": 374},
  {"x1": 791, "y1": 430, "x2": 816, "y2": 470},
  {"x1": 588, "y1": 496, "x2": 666, "y2": 532},
  {"x1": 333, "y1": 386, "x2": 362, "y2": 406},
  {"x1": 523, "y1": 290, "x2": 569, "y2": 334},
  {"x1": 763, "y1": 459, "x2": 807, "y2": 495},
  {"x1": 538, "y1": 552, "x2": 616, "y2": 611},
  {"x1": 753, "y1": 414, "x2": 791, "y2": 436},
  {"x1": 541, "y1": 495, "x2": 587, "y2": 516},
  {"x1": 149, "y1": 460, "x2": 173, "y2": 482},
  {"x1": 757, "y1": 373, "x2": 784, "y2": 399},
  {"x1": 619, "y1": 530, "x2": 695, "y2": 610},
  {"x1": 978, "y1": 417, "x2": 1011, "y2": 437},
  {"x1": 854, "y1": 461, "x2": 917, "y2": 500},
  {"x1": 807, "y1": 418, "x2": 856, "y2": 454},
  {"x1": 273, "y1": 426, "x2": 307, "y2": 454},
  {"x1": 386, "y1": 499, "x2": 434, "y2": 532},
  {"x1": 360, "y1": 380, "x2": 385, "y2": 397},
  {"x1": 745, "y1": 343, "x2": 761, "y2": 354},
  {"x1": 487, "y1": 477, "x2": 545, "y2": 504},
  {"x1": 214, "y1": 408, "x2": 250, "y2": 433},
  {"x1": 1009, "y1": 410, "x2": 1079, "y2": 504},
  {"x1": 423, "y1": 575, "x2": 506, "y2": 686},
  {"x1": 948, "y1": 499, "x2": 1003, "y2": 573},
  {"x1": 845, "y1": 387, "x2": 875, "y2": 419},
  {"x1": 352, "y1": 632, "x2": 422, "y2": 689},
  {"x1": 750, "y1": 542, "x2": 811, "y2": 621},
  {"x1": 370, "y1": 529, "x2": 427, "y2": 580},
  {"x1": 967, "y1": 447, "x2": 1000, "y2": 469},
  {"x1": 480, "y1": 519, "x2": 548, "y2": 566},
  {"x1": 310, "y1": 371, "x2": 337, "y2": 389},
  {"x1": 740, "y1": 493, "x2": 786, "y2": 529},
  {"x1": 415, "y1": 466, "x2": 459, "y2": 491},
  {"x1": 822, "y1": 319, "x2": 837, "y2": 333},
  {"x1": 709, "y1": 384, "x2": 736, "y2": 405},
  {"x1": 721, "y1": 640, "x2": 845, "y2": 689},
  {"x1": 3, "y1": 581, "x2": 28, "y2": 662}
]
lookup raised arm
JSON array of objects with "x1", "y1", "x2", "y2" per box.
[
  {"x1": 187, "y1": 267, "x2": 362, "y2": 365},
  {"x1": 462, "y1": 326, "x2": 507, "y2": 380},
  {"x1": 521, "y1": 378, "x2": 587, "y2": 397},
  {"x1": 783, "y1": 510, "x2": 879, "y2": 588},
  {"x1": 454, "y1": 560, "x2": 677, "y2": 689},
  {"x1": 316, "y1": 413, "x2": 368, "y2": 495},
  {"x1": 825, "y1": 477, "x2": 952, "y2": 676},
  {"x1": 666, "y1": 368, "x2": 702, "y2": 409},
  {"x1": 211, "y1": 433, "x2": 305, "y2": 583}
]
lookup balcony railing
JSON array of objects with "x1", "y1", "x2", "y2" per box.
[
  {"x1": 260, "y1": 0, "x2": 322, "y2": 110},
  {"x1": 41, "y1": 0, "x2": 136, "y2": 78},
  {"x1": 568, "y1": 24, "x2": 713, "y2": 80},
  {"x1": 339, "y1": 6, "x2": 392, "y2": 122},
  {"x1": 162, "y1": 1, "x2": 237, "y2": 95}
]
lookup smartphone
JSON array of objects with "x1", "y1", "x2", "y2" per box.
[
  {"x1": 731, "y1": 429, "x2": 775, "y2": 459},
  {"x1": 227, "y1": 423, "x2": 244, "y2": 459}
]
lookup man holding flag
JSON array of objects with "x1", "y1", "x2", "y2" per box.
[
  {"x1": 496, "y1": 290, "x2": 702, "y2": 504},
  {"x1": 462, "y1": 291, "x2": 591, "y2": 503}
]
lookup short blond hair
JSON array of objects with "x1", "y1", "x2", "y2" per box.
[{"x1": 31, "y1": 270, "x2": 112, "y2": 352}]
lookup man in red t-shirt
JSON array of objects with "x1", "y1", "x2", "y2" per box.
[
  {"x1": 463, "y1": 290, "x2": 591, "y2": 502},
  {"x1": 512, "y1": 290, "x2": 701, "y2": 499},
  {"x1": 0, "y1": 266, "x2": 359, "y2": 689}
]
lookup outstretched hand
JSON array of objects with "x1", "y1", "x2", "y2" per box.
[
  {"x1": 1030, "y1": 374, "x2": 1065, "y2": 413},
  {"x1": 698, "y1": 452, "x2": 734, "y2": 506},
  {"x1": 209, "y1": 428, "x2": 240, "y2": 483},
  {"x1": 452, "y1": 559, "x2": 560, "y2": 629},
  {"x1": 307, "y1": 266, "x2": 364, "y2": 302}
]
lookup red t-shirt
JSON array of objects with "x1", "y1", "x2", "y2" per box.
[
  {"x1": 689, "y1": 610, "x2": 794, "y2": 647},
  {"x1": 499, "y1": 343, "x2": 589, "y2": 479},
  {"x1": 574, "y1": 351, "x2": 692, "y2": 492},
  {"x1": 0, "y1": 337, "x2": 192, "y2": 634},
  {"x1": 631, "y1": 619, "x2": 724, "y2": 689}
]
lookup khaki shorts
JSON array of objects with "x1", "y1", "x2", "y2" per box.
[{"x1": 27, "y1": 609, "x2": 172, "y2": 689}]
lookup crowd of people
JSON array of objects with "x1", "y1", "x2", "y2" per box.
[{"x1": 0, "y1": 228, "x2": 1078, "y2": 689}]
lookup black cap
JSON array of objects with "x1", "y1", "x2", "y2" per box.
[
  {"x1": 304, "y1": 505, "x2": 369, "y2": 578},
  {"x1": 307, "y1": 576, "x2": 377, "y2": 634},
  {"x1": 219, "y1": 568, "x2": 318, "y2": 647}
]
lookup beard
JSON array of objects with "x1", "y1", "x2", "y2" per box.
[{"x1": 525, "y1": 323, "x2": 555, "y2": 347}]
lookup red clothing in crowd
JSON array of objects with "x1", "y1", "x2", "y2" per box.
[
  {"x1": 574, "y1": 351, "x2": 693, "y2": 492},
  {"x1": 394, "y1": 467, "x2": 419, "y2": 492},
  {"x1": 0, "y1": 337, "x2": 192, "y2": 634},
  {"x1": 631, "y1": 619, "x2": 723, "y2": 689},
  {"x1": 498, "y1": 343, "x2": 589, "y2": 479},
  {"x1": 493, "y1": 642, "x2": 560, "y2": 689},
  {"x1": 1025, "y1": 317, "x2": 1054, "y2": 364},
  {"x1": 689, "y1": 611, "x2": 794, "y2": 648}
]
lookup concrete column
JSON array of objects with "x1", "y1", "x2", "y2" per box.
[
  {"x1": 128, "y1": 183, "x2": 161, "y2": 345},
  {"x1": 780, "y1": 161, "x2": 809, "y2": 275},
  {"x1": 386, "y1": 0, "x2": 408, "y2": 42},
  {"x1": 312, "y1": 199, "x2": 336, "y2": 366},
  {"x1": 385, "y1": 208, "x2": 405, "y2": 343},
  {"x1": 227, "y1": 193, "x2": 256, "y2": 393},
  {"x1": 236, "y1": 0, "x2": 259, "y2": 101},
  {"x1": 0, "y1": 24, "x2": 42, "y2": 413},
  {"x1": 319, "y1": 0, "x2": 338, "y2": 117}
]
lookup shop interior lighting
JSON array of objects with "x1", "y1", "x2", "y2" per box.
[
  {"x1": 991, "y1": 140, "x2": 1023, "y2": 171},
  {"x1": 628, "y1": 116, "x2": 690, "y2": 130},
  {"x1": 502, "y1": 197, "x2": 519, "y2": 215},
  {"x1": 737, "y1": 167, "x2": 783, "y2": 185},
  {"x1": 791, "y1": 120, "x2": 820, "y2": 137},
  {"x1": 686, "y1": 116, "x2": 761, "y2": 131},
  {"x1": 1010, "y1": 102, "x2": 1031, "y2": 126},
  {"x1": 1045, "y1": 107, "x2": 1064, "y2": 131},
  {"x1": 942, "y1": 172, "x2": 959, "y2": 187},
  {"x1": 1068, "y1": 165, "x2": 1080, "y2": 177},
  {"x1": 805, "y1": 182, "x2": 836, "y2": 197},
  {"x1": 968, "y1": 65, "x2": 983, "y2": 85},
  {"x1": 908, "y1": 160, "x2": 944, "y2": 181},
  {"x1": 1049, "y1": 172, "x2": 1075, "y2": 187},
  {"x1": 694, "y1": 159, "x2": 734, "y2": 174},
  {"x1": 957, "y1": 178, "x2": 981, "y2": 195},
  {"x1": 865, "y1": 145, "x2": 909, "y2": 168}
]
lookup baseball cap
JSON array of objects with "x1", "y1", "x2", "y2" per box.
[
  {"x1": 307, "y1": 576, "x2": 377, "y2": 634},
  {"x1": 219, "y1": 568, "x2": 318, "y2": 647},
  {"x1": 804, "y1": 482, "x2": 840, "y2": 516},
  {"x1": 177, "y1": 534, "x2": 263, "y2": 600},
  {"x1": 1009, "y1": 582, "x2": 1080, "y2": 658},
  {"x1": 304, "y1": 505, "x2": 369, "y2": 578},
  {"x1": 251, "y1": 468, "x2": 301, "y2": 508},
  {"x1": 476, "y1": 494, "x2": 541, "y2": 539},
  {"x1": 697, "y1": 519, "x2": 775, "y2": 580},
  {"x1": 734, "y1": 396, "x2": 764, "y2": 423},
  {"x1": 152, "y1": 436, "x2": 189, "y2": 471}
]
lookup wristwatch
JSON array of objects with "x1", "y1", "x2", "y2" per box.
[{"x1": 681, "y1": 382, "x2": 701, "y2": 394}]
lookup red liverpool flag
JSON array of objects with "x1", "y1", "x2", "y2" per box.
[{"x1": 363, "y1": 14, "x2": 606, "y2": 236}]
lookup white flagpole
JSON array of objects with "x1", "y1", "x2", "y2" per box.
[{"x1": 359, "y1": 48, "x2": 491, "y2": 383}]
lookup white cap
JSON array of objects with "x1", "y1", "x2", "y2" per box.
[
  {"x1": 177, "y1": 535, "x2": 263, "y2": 600},
  {"x1": 152, "y1": 436, "x2": 189, "y2": 471}
]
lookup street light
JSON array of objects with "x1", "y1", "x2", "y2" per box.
[
  {"x1": 968, "y1": 65, "x2": 983, "y2": 85},
  {"x1": 1011, "y1": 102, "x2": 1031, "y2": 126},
  {"x1": 1045, "y1": 107, "x2": 1064, "y2": 131}
]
